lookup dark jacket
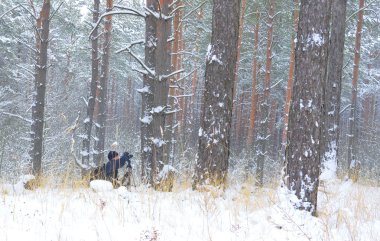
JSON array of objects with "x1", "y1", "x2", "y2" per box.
[{"x1": 105, "y1": 152, "x2": 132, "y2": 180}]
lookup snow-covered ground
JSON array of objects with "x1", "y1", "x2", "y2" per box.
[{"x1": 1, "y1": 178, "x2": 379, "y2": 241}]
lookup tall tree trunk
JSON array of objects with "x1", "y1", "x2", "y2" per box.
[
  {"x1": 232, "y1": 0, "x2": 247, "y2": 144},
  {"x1": 246, "y1": 5, "x2": 261, "y2": 148},
  {"x1": 255, "y1": 0, "x2": 276, "y2": 186},
  {"x1": 268, "y1": 99, "x2": 278, "y2": 158},
  {"x1": 348, "y1": 0, "x2": 365, "y2": 180},
  {"x1": 141, "y1": 0, "x2": 172, "y2": 186},
  {"x1": 30, "y1": 0, "x2": 51, "y2": 176},
  {"x1": 81, "y1": 0, "x2": 100, "y2": 168},
  {"x1": 189, "y1": 8, "x2": 204, "y2": 144},
  {"x1": 285, "y1": 0, "x2": 331, "y2": 216},
  {"x1": 194, "y1": 0, "x2": 241, "y2": 188},
  {"x1": 166, "y1": 0, "x2": 183, "y2": 165},
  {"x1": 282, "y1": 0, "x2": 299, "y2": 147},
  {"x1": 94, "y1": 0, "x2": 113, "y2": 166},
  {"x1": 321, "y1": 0, "x2": 347, "y2": 179}
]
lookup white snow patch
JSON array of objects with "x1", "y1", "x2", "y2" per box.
[
  {"x1": 90, "y1": 180, "x2": 113, "y2": 192},
  {"x1": 140, "y1": 115, "x2": 153, "y2": 124}
]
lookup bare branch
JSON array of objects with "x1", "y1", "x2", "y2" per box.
[
  {"x1": 155, "y1": 0, "x2": 162, "y2": 18},
  {"x1": 15, "y1": 38, "x2": 38, "y2": 53},
  {"x1": 182, "y1": 0, "x2": 207, "y2": 20},
  {"x1": 0, "y1": 4, "x2": 22, "y2": 19},
  {"x1": 28, "y1": 0, "x2": 37, "y2": 17},
  {"x1": 346, "y1": 0, "x2": 377, "y2": 22},
  {"x1": 49, "y1": 1, "x2": 64, "y2": 21}
]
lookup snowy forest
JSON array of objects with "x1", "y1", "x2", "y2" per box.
[{"x1": 0, "y1": 0, "x2": 380, "y2": 240}]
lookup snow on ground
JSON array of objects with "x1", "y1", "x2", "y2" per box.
[{"x1": 0, "y1": 178, "x2": 380, "y2": 241}]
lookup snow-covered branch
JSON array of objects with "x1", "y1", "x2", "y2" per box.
[
  {"x1": 123, "y1": 47, "x2": 155, "y2": 77},
  {"x1": 143, "y1": 6, "x2": 171, "y2": 20},
  {"x1": 0, "y1": 112, "x2": 32, "y2": 124},
  {"x1": 270, "y1": 79, "x2": 283, "y2": 89},
  {"x1": 116, "y1": 39, "x2": 145, "y2": 54},
  {"x1": 89, "y1": 10, "x2": 146, "y2": 38},
  {"x1": 159, "y1": 69, "x2": 185, "y2": 81}
]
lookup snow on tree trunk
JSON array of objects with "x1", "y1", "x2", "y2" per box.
[
  {"x1": 194, "y1": 0, "x2": 241, "y2": 188},
  {"x1": 81, "y1": 0, "x2": 100, "y2": 169},
  {"x1": 141, "y1": 0, "x2": 172, "y2": 187},
  {"x1": 30, "y1": 0, "x2": 51, "y2": 176},
  {"x1": 285, "y1": 0, "x2": 330, "y2": 216}
]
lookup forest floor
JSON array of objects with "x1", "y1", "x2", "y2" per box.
[{"x1": 0, "y1": 177, "x2": 379, "y2": 241}]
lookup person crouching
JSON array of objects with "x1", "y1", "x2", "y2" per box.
[{"x1": 105, "y1": 151, "x2": 133, "y2": 187}]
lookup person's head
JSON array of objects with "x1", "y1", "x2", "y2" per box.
[{"x1": 107, "y1": 151, "x2": 119, "y2": 161}]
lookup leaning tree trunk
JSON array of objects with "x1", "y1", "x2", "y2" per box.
[
  {"x1": 81, "y1": 0, "x2": 100, "y2": 168},
  {"x1": 194, "y1": 0, "x2": 241, "y2": 188},
  {"x1": 30, "y1": 0, "x2": 51, "y2": 176},
  {"x1": 321, "y1": 0, "x2": 347, "y2": 179},
  {"x1": 255, "y1": 0, "x2": 275, "y2": 186},
  {"x1": 347, "y1": 0, "x2": 365, "y2": 181},
  {"x1": 141, "y1": 0, "x2": 172, "y2": 186},
  {"x1": 285, "y1": 0, "x2": 330, "y2": 216},
  {"x1": 94, "y1": 0, "x2": 113, "y2": 166}
]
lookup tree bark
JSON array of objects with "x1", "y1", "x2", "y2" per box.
[
  {"x1": 232, "y1": 0, "x2": 247, "y2": 144},
  {"x1": 94, "y1": 0, "x2": 113, "y2": 166},
  {"x1": 141, "y1": 0, "x2": 172, "y2": 186},
  {"x1": 246, "y1": 6, "x2": 261, "y2": 148},
  {"x1": 194, "y1": 0, "x2": 241, "y2": 188},
  {"x1": 30, "y1": 0, "x2": 51, "y2": 176},
  {"x1": 82, "y1": 0, "x2": 100, "y2": 168},
  {"x1": 285, "y1": 0, "x2": 331, "y2": 216},
  {"x1": 321, "y1": 0, "x2": 347, "y2": 178},
  {"x1": 282, "y1": 0, "x2": 299, "y2": 147},
  {"x1": 255, "y1": 0, "x2": 276, "y2": 186},
  {"x1": 348, "y1": 0, "x2": 365, "y2": 181}
]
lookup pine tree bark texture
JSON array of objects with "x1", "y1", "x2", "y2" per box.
[
  {"x1": 165, "y1": 0, "x2": 183, "y2": 166},
  {"x1": 82, "y1": 0, "x2": 100, "y2": 168},
  {"x1": 285, "y1": 0, "x2": 330, "y2": 216},
  {"x1": 141, "y1": 0, "x2": 172, "y2": 186},
  {"x1": 246, "y1": 6, "x2": 261, "y2": 148},
  {"x1": 232, "y1": 0, "x2": 247, "y2": 145},
  {"x1": 348, "y1": 0, "x2": 365, "y2": 181},
  {"x1": 30, "y1": 0, "x2": 51, "y2": 175},
  {"x1": 94, "y1": 0, "x2": 113, "y2": 166},
  {"x1": 255, "y1": 0, "x2": 275, "y2": 186},
  {"x1": 282, "y1": 0, "x2": 299, "y2": 147},
  {"x1": 194, "y1": 0, "x2": 241, "y2": 188},
  {"x1": 322, "y1": 0, "x2": 347, "y2": 176}
]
